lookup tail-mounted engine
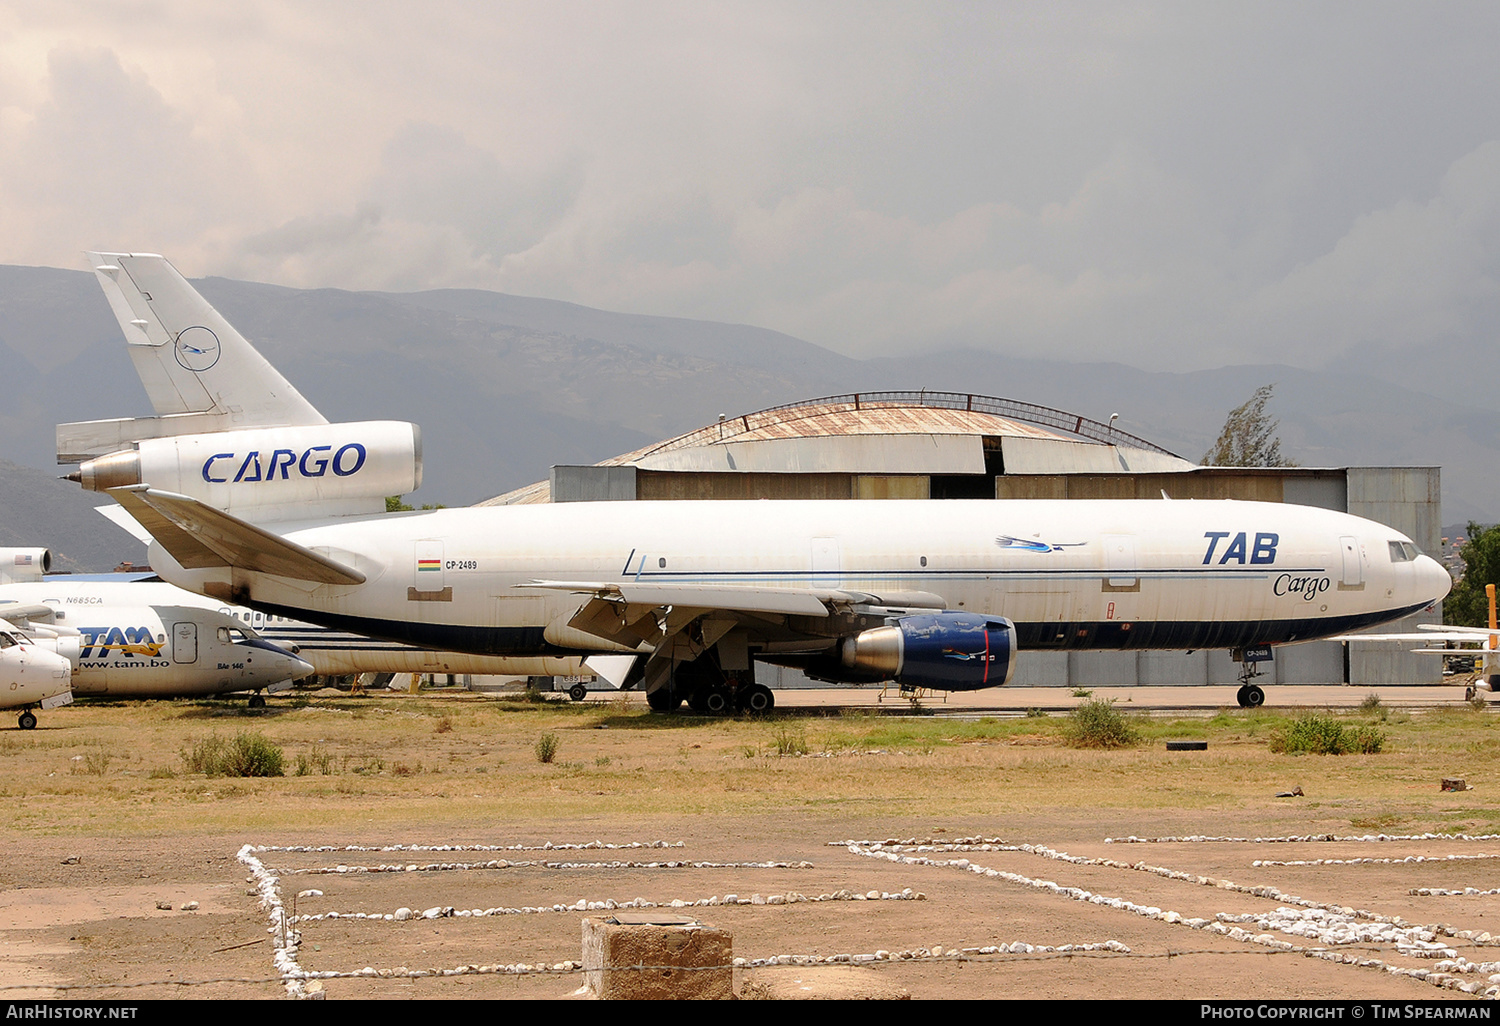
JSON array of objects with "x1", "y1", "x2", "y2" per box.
[
  {"x1": 68, "y1": 421, "x2": 422, "y2": 520},
  {"x1": 840, "y1": 611, "x2": 1017, "y2": 691},
  {"x1": 0, "y1": 548, "x2": 52, "y2": 586}
]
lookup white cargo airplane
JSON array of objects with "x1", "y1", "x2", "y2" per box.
[
  {"x1": 0, "y1": 549, "x2": 314, "y2": 711},
  {"x1": 61, "y1": 253, "x2": 1453, "y2": 713}
]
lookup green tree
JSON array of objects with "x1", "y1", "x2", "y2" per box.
[
  {"x1": 386, "y1": 495, "x2": 445, "y2": 512},
  {"x1": 1445, "y1": 522, "x2": 1498, "y2": 627},
  {"x1": 1201, "y1": 383, "x2": 1297, "y2": 467}
]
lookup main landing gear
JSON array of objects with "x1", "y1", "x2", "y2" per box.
[
  {"x1": 17, "y1": 710, "x2": 36, "y2": 730},
  {"x1": 645, "y1": 659, "x2": 775, "y2": 715}
]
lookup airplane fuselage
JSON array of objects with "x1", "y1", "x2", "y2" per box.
[
  {"x1": 147, "y1": 498, "x2": 1450, "y2": 671},
  {"x1": 0, "y1": 582, "x2": 312, "y2": 698},
  {"x1": 0, "y1": 631, "x2": 73, "y2": 713}
]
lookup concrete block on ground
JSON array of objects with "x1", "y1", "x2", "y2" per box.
[{"x1": 582, "y1": 913, "x2": 732, "y2": 1000}]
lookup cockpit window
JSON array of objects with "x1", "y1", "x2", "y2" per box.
[
  {"x1": 0, "y1": 632, "x2": 14, "y2": 648},
  {"x1": 1388, "y1": 541, "x2": 1421, "y2": 562}
]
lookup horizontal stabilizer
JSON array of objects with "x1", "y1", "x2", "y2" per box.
[
  {"x1": 60, "y1": 412, "x2": 248, "y2": 464},
  {"x1": 97, "y1": 504, "x2": 153, "y2": 544},
  {"x1": 107, "y1": 486, "x2": 366, "y2": 586}
]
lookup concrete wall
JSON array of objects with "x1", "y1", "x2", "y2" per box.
[{"x1": 1345, "y1": 467, "x2": 1444, "y2": 686}]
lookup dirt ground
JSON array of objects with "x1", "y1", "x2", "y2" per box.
[{"x1": 0, "y1": 686, "x2": 1496, "y2": 1001}]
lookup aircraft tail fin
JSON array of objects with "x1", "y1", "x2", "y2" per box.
[{"x1": 59, "y1": 253, "x2": 326, "y2": 462}]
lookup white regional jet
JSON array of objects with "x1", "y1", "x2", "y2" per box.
[
  {"x1": 0, "y1": 549, "x2": 76, "y2": 727},
  {"x1": 60, "y1": 253, "x2": 1453, "y2": 713},
  {"x1": 0, "y1": 549, "x2": 314, "y2": 713}
]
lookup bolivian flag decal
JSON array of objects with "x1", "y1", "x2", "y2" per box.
[{"x1": 414, "y1": 541, "x2": 444, "y2": 589}]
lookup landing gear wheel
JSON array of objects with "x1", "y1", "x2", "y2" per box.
[
  {"x1": 1236, "y1": 686, "x2": 1248, "y2": 708},
  {"x1": 646, "y1": 686, "x2": 681, "y2": 713},
  {"x1": 17, "y1": 711, "x2": 36, "y2": 730},
  {"x1": 568, "y1": 683, "x2": 588, "y2": 702},
  {"x1": 1466, "y1": 685, "x2": 1477, "y2": 702},
  {"x1": 702, "y1": 687, "x2": 732, "y2": 715},
  {"x1": 1242, "y1": 684, "x2": 1265, "y2": 708},
  {"x1": 737, "y1": 683, "x2": 774, "y2": 714},
  {"x1": 248, "y1": 694, "x2": 267, "y2": 709}
]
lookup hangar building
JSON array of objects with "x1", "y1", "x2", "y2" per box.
[{"x1": 482, "y1": 392, "x2": 1442, "y2": 687}]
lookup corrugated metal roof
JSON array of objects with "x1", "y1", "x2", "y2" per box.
[
  {"x1": 616, "y1": 400, "x2": 1060, "y2": 464},
  {"x1": 474, "y1": 391, "x2": 1190, "y2": 505}
]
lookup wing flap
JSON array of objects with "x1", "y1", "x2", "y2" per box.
[
  {"x1": 108, "y1": 486, "x2": 366, "y2": 586},
  {"x1": 522, "y1": 580, "x2": 833, "y2": 617}
]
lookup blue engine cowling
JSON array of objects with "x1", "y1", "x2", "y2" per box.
[{"x1": 840, "y1": 611, "x2": 1017, "y2": 691}]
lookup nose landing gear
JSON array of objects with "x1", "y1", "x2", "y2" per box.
[
  {"x1": 1234, "y1": 660, "x2": 1267, "y2": 708},
  {"x1": 1235, "y1": 683, "x2": 1265, "y2": 708}
]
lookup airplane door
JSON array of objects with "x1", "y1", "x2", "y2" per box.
[
  {"x1": 1339, "y1": 536, "x2": 1364, "y2": 588},
  {"x1": 810, "y1": 538, "x2": 841, "y2": 588},
  {"x1": 172, "y1": 622, "x2": 198, "y2": 663},
  {"x1": 1103, "y1": 534, "x2": 1139, "y2": 589}
]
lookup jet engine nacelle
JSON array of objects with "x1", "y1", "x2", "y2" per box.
[
  {"x1": 20, "y1": 625, "x2": 82, "y2": 666},
  {"x1": 840, "y1": 611, "x2": 1018, "y2": 691},
  {"x1": 72, "y1": 421, "x2": 422, "y2": 519},
  {"x1": 0, "y1": 549, "x2": 51, "y2": 586}
]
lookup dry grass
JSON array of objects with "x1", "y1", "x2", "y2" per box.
[{"x1": 0, "y1": 693, "x2": 1495, "y2": 838}]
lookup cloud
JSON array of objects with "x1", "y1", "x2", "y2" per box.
[
  {"x1": 1, "y1": 4, "x2": 1499, "y2": 373},
  {"x1": 1245, "y1": 140, "x2": 1500, "y2": 363},
  {"x1": 0, "y1": 45, "x2": 258, "y2": 264}
]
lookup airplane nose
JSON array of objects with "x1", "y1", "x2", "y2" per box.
[{"x1": 1417, "y1": 555, "x2": 1452, "y2": 604}]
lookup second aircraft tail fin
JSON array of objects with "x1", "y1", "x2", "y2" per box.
[{"x1": 59, "y1": 253, "x2": 326, "y2": 461}]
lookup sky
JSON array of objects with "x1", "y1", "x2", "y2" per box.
[{"x1": 1, "y1": 2, "x2": 1498, "y2": 372}]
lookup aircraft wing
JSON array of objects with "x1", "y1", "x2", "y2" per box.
[
  {"x1": 1334, "y1": 627, "x2": 1500, "y2": 659},
  {"x1": 523, "y1": 578, "x2": 946, "y2": 658},
  {"x1": 524, "y1": 580, "x2": 835, "y2": 616},
  {"x1": 107, "y1": 486, "x2": 366, "y2": 586},
  {"x1": 0, "y1": 604, "x2": 59, "y2": 627},
  {"x1": 1334, "y1": 628, "x2": 1497, "y2": 644}
]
